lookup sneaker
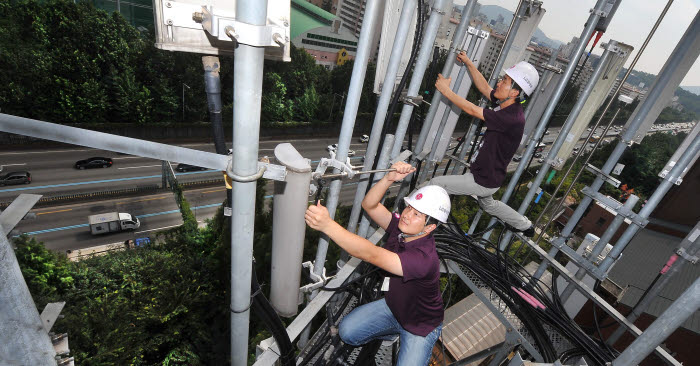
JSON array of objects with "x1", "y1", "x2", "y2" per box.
[
  {"x1": 505, "y1": 224, "x2": 535, "y2": 238},
  {"x1": 521, "y1": 226, "x2": 535, "y2": 238}
]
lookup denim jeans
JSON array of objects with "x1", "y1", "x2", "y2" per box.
[{"x1": 338, "y1": 298, "x2": 442, "y2": 366}]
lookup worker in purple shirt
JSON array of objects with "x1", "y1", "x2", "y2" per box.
[
  {"x1": 305, "y1": 161, "x2": 450, "y2": 366},
  {"x1": 429, "y1": 52, "x2": 540, "y2": 237}
]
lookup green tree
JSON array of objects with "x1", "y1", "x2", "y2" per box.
[
  {"x1": 294, "y1": 85, "x2": 320, "y2": 121},
  {"x1": 261, "y1": 72, "x2": 293, "y2": 122}
]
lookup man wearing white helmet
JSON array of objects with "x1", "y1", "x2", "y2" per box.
[
  {"x1": 430, "y1": 52, "x2": 538, "y2": 236},
  {"x1": 306, "y1": 161, "x2": 450, "y2": 365}
]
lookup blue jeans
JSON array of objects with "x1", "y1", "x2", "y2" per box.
[{"x1": 338, "y1": 298, "x2": 442, "y2": 366}]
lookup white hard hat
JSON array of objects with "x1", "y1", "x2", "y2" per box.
[
  {"x1": 403, "y1": 185, "x2": 451, "y2": 224},
  {"x1": 505, "y1": 61, "x2": 539, "y2": 97}
]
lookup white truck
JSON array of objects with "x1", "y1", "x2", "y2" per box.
[{"x1": 88, "y1": 212, "x2": 140, "y2": 235}]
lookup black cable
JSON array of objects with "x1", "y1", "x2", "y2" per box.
[{"x1": 249, "y1": 259, "x2": 295, "y2": 366}]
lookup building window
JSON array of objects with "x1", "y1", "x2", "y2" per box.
[{"x1": 302, "y1": 38, "x2": 356, "y2": 52}]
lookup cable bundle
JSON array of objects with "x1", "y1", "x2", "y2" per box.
[{"x1": 434, "y1": 217, "x2": 619, "y2": 365}]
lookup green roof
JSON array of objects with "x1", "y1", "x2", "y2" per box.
[{"x1": 290, "y1": 0, "x2": 337, "y2": 41}]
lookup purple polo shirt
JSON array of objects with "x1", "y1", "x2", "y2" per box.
[
  {"x1": 470, "y1": 90, "x2": 525, "y2": 188},
  {"x1": 383, "y1": 214, "x2": 443, "y2": 336}
]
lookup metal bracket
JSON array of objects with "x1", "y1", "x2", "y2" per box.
[
  {"x1": 199, "y1": 6, "x2": 287, "y2": 47},
  {"x1": 676, "y1": 247, "x2": 699, "y2": 264},
  {"x1": 312, "y1": 155, "x2": 356, "y2": 180},
  {"x1": 399, "y1": 91, "x2": 429, "y2": 107},
  {"x1": 162, "y1": 2, "x2": 288, "y2": 48},
  {"x1": 550, "y1": 236, "x2": 606, "y2": 281},
  {"x1": 541, "y1": 62, "x2": 563, "y2": 74},
  {"x1": 580, "y1": 186, "x2": 649, "y2": 227},
  {"x1": 431, "y1": 6, "x2": 446, "y2": 15},
  {"x1": 299, "y1": 261, "x2": 334, "y2": 303},
  {"x1": 590, "y1": 8, "x2": 608, "y2": 17},
  {"x1": 585, "y1": 163, "x2": 621, "y2": 188},
  {"x1": 226, "y1": 159, "x2": 286, "y2": 182},
  {"x1": 40, "y1": 302, "x2": 65, "y2": 333}
]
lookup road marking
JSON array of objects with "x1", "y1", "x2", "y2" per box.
[
  {"x1": 117, "y1": 197, "x2": 167, "y2": 204},
  {"x1": 135, "y1": 224, "x2": 180, "y2": 234},
  {"x1": 0, "y1": 170, "x2": 218, "y2": 193},
  {"x1": 0, "y1": 163, "x2": 27, "y2": 166},
  {"x1": 202, "y1": 188, "x2": 226, "y2": 194},
  {"x1": 18, "y1": 203, "x2": 221, "y2": 237},
  {"x1": 112, "y1": 156, "x2": 143, "y2": 160},
  {"x1": 117, "y1": 165, "x2": 162, "y2": 170},
  {"x1": 37, "y1": 208, "x2": 72, "y2": 215},
  {"x1": 1, "y1": 149, "x2": 91, "y2": 155}
]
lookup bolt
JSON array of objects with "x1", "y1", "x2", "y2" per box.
[
  {"x1": 224, "y1": 26, "x2": 238, "y2": 40},
  {"x1": 272, "y1": 33, "x2": 285, "y2": 46},
  {"x1": 167, "y1": 19, "x2": 173, "y2": 26},
  {"x1": 166, "y1": 2, "x2": 171, "y2": 8},
  {"x1": 192, "y1": 12, "x2": 204, "y2": 23}
]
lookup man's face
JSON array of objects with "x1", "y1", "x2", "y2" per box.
[
  {"x1": 398, "y1": 204, "x2": 428, "y2": 235},
  {"x1": 494, "y1": 75, "x2": 517, "y2": 100}
]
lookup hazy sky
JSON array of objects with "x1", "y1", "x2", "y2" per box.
[{"x1": 454, "y1": 0, "x2": 700, "y2": 86}]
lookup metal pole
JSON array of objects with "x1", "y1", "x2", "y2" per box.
[
  {"x1": 607, "y1": 221, "x2": 700, "y2": 345},
  {"x1": 388, "y1": 0, "x2": 451, "y2": 161},
  {"x1": 357, "y1": 135, "x2": 395, "y2": 238},
  {"x1": 0, "y1": 227, "x2": 56, "y2": 365},
  {"x1": 230, "y1": 0, "x2": 267, "y2": 364},
  {"x1": 418, "y1": 25, "x2": 483, "y2": 183},
  {"x1": 497, "y1": 0, "x2": 611, "y2": 250},
  {"x1": 559, "y1": 195, "x2": 639, "y2": 302},
  {"x1": 202, "y1": 56, "x2": 227, "y2": 155},
  {"x1": 411, "y1": 0, "x2": 478, "y2": 157},
  {"x1": 346, "y1": 0, "x2": 417, "y2": 236},
  {"x1": 612, "y1": 276, "x2": 700, "y2": 366},
  {"x1": 479, "y1": 46, "x2": 561, "y2": 238},
  {"x1": 596, "y1": 134, "x2": 700, "y2": 274},
  {"x1": 531, "y1": 6, "x2": 697, "y2": 280},
  {"x1": 311, "y1": 0, "x2": 380, "y2": 282}
]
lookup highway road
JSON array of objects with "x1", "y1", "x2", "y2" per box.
[{"x1": 5, "y1": 123, "x2": 688, "y2": 254}]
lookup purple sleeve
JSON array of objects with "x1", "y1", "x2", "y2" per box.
[
  {"x1": 483, "y1": 90, "x2": 507, "y2": 132},
  {"x1": 398, "y1": 248, "x2": 431, "y2": 282},
  {"x1": 383, "y1": 213, "x2": 401, "y2": 251},
  {"x1": 387, "y1": 213, "x2": 400, "y2": 235}
]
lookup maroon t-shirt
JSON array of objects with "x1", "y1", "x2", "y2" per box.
[
  {"x1": 383, "y1": 214, "x2": 443, "y2": 336},
  {"x1": 470, "y1": 90, "x2": 525, "y2": 188}
]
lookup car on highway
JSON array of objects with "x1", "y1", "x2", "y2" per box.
[
  {"x1": 75, "y1": 157, "x2": 113, "y2": 169},
  {"x1": 327, "y1": 144, "x2": 355, "y2": 156},
  {"x1": 175, "y1": 163, "x2": 208, "y2": 172},
  {"x1": 538, "y1": 158, "x2": 545, "y2": 163},
  {"x1": 360, "y1": 134, "x2": 369, "y2": 143},
  {"x1": 534, "y1": 152, "x2": 543, "y2": 158},
  {"x1": 0, "y1": 171, "x2": 31, "y2": 185},
  {"x1": 512, "y1": 154, "x2": 522, "y2": 162}
]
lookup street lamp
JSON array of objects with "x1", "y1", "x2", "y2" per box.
[{"x1": 182, "y1": 83, "x2": 190, "y2": 121}]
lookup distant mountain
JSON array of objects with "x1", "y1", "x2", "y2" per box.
[
  {"x1": 478, "y1": 5, "x2": 563, "y2": 49},
  {"x1": 681, "y1": 86, "x2": 700, "y2": 96}
]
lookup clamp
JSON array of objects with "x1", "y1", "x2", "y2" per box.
[
  {"x1": 299, "y1": 261, "x2": 334, "y2": 303},
  {"x1": 399, "y1": 91, "x2": 430, "y2": 107}
]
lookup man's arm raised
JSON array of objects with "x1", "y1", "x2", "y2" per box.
[
  {"x1": 435, "y1": 74, "x2": 485, "y2": 121},
  {"x1": 458, "y1": 52, "x2": 492, "y2": 101}
]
